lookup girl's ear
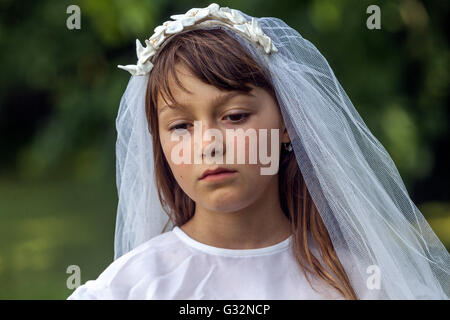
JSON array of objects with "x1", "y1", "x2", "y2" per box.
[{"x1": 280, "y1": 121, "x2": 291, "y2": 144}]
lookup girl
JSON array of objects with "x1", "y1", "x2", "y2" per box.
[{"x1": 68, "y1": 3, "x2": 449, "y2": 300}]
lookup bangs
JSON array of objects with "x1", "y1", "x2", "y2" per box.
[{"x1": 147, "y1": 27, "x2": 276, "y2": 116}]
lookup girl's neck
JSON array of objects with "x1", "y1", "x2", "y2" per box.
[{"x1": 180, "y1": 180, "x2": 292, "y2": 249}]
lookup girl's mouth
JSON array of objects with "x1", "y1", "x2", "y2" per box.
[
  {"x1": 200, "y1": 171, "x2": 237, "y2": 182},
  {"x1": 199, "y1": 167, "x2": 238, "y2": 181}
]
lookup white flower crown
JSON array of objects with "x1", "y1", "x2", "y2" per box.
[{"x1": 117, "y1": 3, "x2": 278, "y2": 76}]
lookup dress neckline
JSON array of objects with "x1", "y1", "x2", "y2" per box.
[{"x1": 172, "y1": 226, "x2": 292, "y2": 257}]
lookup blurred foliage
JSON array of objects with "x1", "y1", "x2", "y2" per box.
[{"x1": 0, "y1": 0, "x2": 448, "y2": 298}]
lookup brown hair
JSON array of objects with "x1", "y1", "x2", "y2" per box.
[{"x1": 145, "y1": 27, "x2": 358, "y2": 300}]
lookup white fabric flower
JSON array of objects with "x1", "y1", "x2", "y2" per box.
[
  {"x1": 137, "y1": 47, "x2": 156, "y2": 65},
  {"x1": 118, "y1": 3, "x2": 278, "y2": 76},
  {"x1": 165, "y1": 20, "x2": 184, "y2": 34},
  {"x1": 146, "y1": 33, "x2": 165, "y2": 49},
  {"x1": 207, "y1": 3, "x2": 220, "y2": 14},
  {"x1": 151, "y1": 25, "x2": 166, "y2": 39},
  {"x1": 185, "y1": 7, "x2": 209, "y2": 22},
  {"x1": 224, "y1": 9, "x2": 247, "y2": 24},
  {"x1": 170, "y1": 14, "x2": 185, "y2": 20},
  {"x1": 193, "y1": 8, "x2": 210, "y2": 22}
]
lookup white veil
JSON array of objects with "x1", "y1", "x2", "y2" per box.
[{"x1": 114, "y1": 4, "x2": 450, "y2": 299}]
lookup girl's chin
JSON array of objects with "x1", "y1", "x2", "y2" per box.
[{"x1": 199, "y1": 194, "x2": 251, "y2": 212}]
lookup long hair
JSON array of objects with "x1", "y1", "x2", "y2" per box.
[{"x1": 145, "y1": 28, "x2": 358, "y2": 300}]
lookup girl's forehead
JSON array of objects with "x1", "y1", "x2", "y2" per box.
[
  {"x1": 156, "y1": 74, "x2": 215, "y2": 108},
  {"x1": 154, "y1": 62, "x2": 262, "y2": 112},
  {"x1": 156, "y1": 65, "x2": 199, "y2": 102}
]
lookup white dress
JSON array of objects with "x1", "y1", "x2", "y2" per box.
[{"x1": 67, "y1": 226, "x2": 379, "y2": 299}]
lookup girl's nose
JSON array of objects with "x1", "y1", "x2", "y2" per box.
[{"x1": 195, "y1": 120, "x2": 225, "y2": 161}]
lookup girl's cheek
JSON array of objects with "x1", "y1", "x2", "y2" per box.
[
  {"x1": 163, "y1": 134, "x2": 195, "y2": 164},
  {"x1": 173, "y1": 164, "x2": 189, "y2": 181},
  {"x1": 167, "y1": 142, "x2": 192, "y2": 174}
]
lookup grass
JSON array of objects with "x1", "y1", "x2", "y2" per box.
[{"x1": 0, "y1": 177, "x2": 116, "y2": 299}]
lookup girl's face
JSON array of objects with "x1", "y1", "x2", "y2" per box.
[{"x1": 157, "y1": 64, "x2": 290, "y2": 213}]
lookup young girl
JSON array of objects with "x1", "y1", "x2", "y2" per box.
[{"x1": 67, "y1": 3, "x2": 449, "y2": 300}]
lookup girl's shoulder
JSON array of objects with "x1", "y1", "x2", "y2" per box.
[{"x1": 67, "y1": 230, "x2": 182, "y2": 300}]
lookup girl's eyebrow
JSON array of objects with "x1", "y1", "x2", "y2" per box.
[{"x1": 158, "y1": 90, "x2": 255, "y2": 116}]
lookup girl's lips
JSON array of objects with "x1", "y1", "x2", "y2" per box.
[
  {"x1": 200, "y1": 167, "x2": 237, "y2": 180},
  {"x1": 200, "y1": 171, "x2": 237, "y2": 182}
]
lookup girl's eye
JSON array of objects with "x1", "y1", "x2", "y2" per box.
[
  {"x1": 223, "y1": 113, "x2": 250, "y2": 123},
  {"x1": 169, "y1": 123, "x2": 192, "y2": 131},
  {"x1": 168, "y1": 113, "x2": 250, "y2": 131}
]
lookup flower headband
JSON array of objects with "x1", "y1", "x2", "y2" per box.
[{"x1": 117, "y1": 3, "x2": 278, "y2": 76}]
